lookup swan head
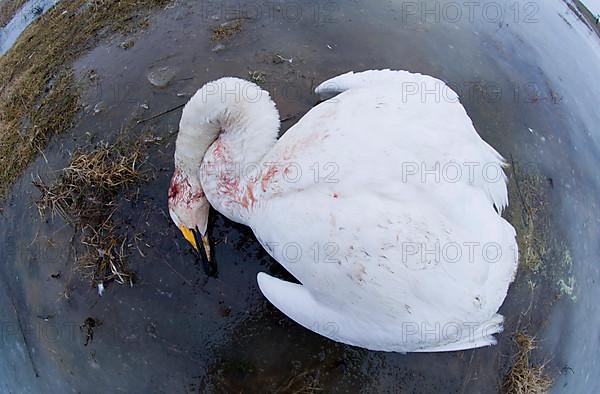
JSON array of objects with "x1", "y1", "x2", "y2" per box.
[
  {"x1": 167, "y1": 76, "x2": 279, "y2": 264},
  {"x1": 167, "y1": 163, "x2": 210, "y2": 254}
]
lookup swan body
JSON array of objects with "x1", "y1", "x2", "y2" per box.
[{"x1": 168, "y1": 70, "x2": 518, "y2": 352}]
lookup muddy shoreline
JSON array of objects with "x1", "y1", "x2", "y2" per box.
[{"x1": 0, "y1": 0, "x2": 170, "y2": 199}]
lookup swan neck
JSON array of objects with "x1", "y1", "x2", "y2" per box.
[{"x1": 174, "y1": 78, "x2": 280, "y2": 171}]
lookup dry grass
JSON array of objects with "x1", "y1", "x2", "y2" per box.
[
  {"x1": 248, "y1": 70, "x2": 266, "y2": 84},
  {"x1": 277, "y1": 370, "x2": 322, "y2": 394},
  {"x1": 508, "y1": 158, "x2": 576, "y2": 301},
  {"x1": 0, "y1": 0, "x2": 27, "y2": 27},
  {"x1": 509, "y1": 160, "x2": 550, "y2": 273},
  {"x1": 0, "y1": 0, "x2": 169, "y2": 199},
  {"x1": 502, "y1": 332, "x2": 552, "y2": 394},
  {"x1": 34, "y1": 141, "x2": 144, "y2": 286},
  {"x1": 211, "y1": 19, "x2": 243, "y2": 40}
]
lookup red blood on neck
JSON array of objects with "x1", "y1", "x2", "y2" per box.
[{"x1": 168, "y1": 183, "x2": 179, "y2": 199}]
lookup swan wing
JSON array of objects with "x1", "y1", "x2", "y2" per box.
[
  {"x1": 250, "y1": 71, "x2": 517, "y2": 351},
  {"x1": 314, "y1": 69, "x2": 508, "y2": 212},
  {"x1": 257, "y1": 272, "x2": 506, "y2": 352}
]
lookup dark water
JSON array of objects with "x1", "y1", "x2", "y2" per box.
[{"x1": 1, "y1": 0, "x2": 599, "y2": 392}]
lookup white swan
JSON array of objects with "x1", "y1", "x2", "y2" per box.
[{"x1": 167, "y1": 70, "x2": 518, "y2": 352}]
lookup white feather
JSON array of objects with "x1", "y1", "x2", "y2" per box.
[{"x1": 181, "y1": 70, "x2": 519, "y2": 352}]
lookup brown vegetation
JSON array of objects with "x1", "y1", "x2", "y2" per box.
[
  {"x1": 0, "y1": 0, "x2": 27, "y2": 27},
  {"x1": 502, "y1": 332, "x2": 552, "y2": 394},
  {"x1": 0, "y1": 0, "x2": 169, "y2": 199},
  {"x1": 35, "y1": 140, "x2": 144, "y2": 286}
]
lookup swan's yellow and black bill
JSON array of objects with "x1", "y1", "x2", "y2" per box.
[
  {"x1": 178, "y1": 224, "x2": 198, "y2": 252},
  {"x1": 178, "y1": 224, "x2": 212, "y2": 264}
]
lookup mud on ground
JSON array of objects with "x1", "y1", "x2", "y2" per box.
[{"x1": 0, "y1": 0, "x2": 169, "y2": 199}]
